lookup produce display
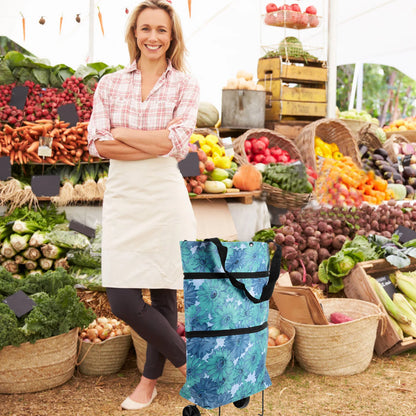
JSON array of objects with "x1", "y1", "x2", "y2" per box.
[
  {"x1": 360, "y1": 145, "x2": 416, "y2": 199},
  {"x1": 0, "y1": 78, "x2": 95, "y2": 128},
  {"x1": 223, "y1": 70, "x2": 265, "y2": 91},
  {"x1": 370, "y1": 270, "x2": 416, "y2": 338},
  {"x1": 267, "y1": 325, "x2": 290, "y2": 346},
  {"x1": 383, "y1": 116, "x2": 416, "y2": 133},
  {"x1": 338, "y1": 108, "x2": 380, "y2": 125},
  {"x1": 253, "y1": 200, "x2": 416, "y2": 289},
  {"x1": 0, "y1": 267, "x2": 95, "y2": 349},
  {"x1": 315, "y1": 156, "x2": 392, "y2": 206},
  {"x1": 264, "y1": 3, "x2": 320, "y2": 29},
  {"x1": 262, "y1": 36, "x2": 318, "y2": 62},
  {"x1": 79, "y1": 316, "x2": 130, "y2": 343},
  {"x1": 0, "y1": 119, "x2": 97, "y2": 165}
]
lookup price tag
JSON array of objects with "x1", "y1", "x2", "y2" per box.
[
  {"x1": 375, "y1": 275, "x2": 396, "y2": 300},
  {"x1": 38, "y1": 137, "x2": 52, "y2": 158},
  {"x1": 31, "y1": 175, "x2": 60, "y2": 197},
  {"x1": 9, "y1": 86, "x2": 29, "y2": 110},
  {"x1": 2, "y1": 290, "x2": 36, "y2": 318},
  {"x1": 69, "y1": 220, "x2": 95, "y2": 239},
  {"x1": 178, "y1": 152, "x2": 200, "y2": 177},
  {"x1": 57, "y1": 103, "x2": 79, "y2": 127},
  {"x1": 0, "y1": 156, "x2": 12, "y2": 180},
  {"x1": 222, "y1": 136, "x2": 235, "y2": 158}
]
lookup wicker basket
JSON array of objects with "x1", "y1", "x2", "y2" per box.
[
  {"x1": 77, "y1": 334, "x2": 132, "y2": 376},
  {"x1": 262, "y1": 182, "x2": 311, "y2": 210},
  {"x1": 295, "y1": 118, "x2": 362, "y2": 172},
  {"x1": 131, "y1": 312, "x2": 185, "y2": 384},
  {"x1": 282, "y1": 298, "x2": 382, "y2": 376},
  {"x1": 383, "y1": 133, "x2": 410, "y2": 162},
  {"x1": 266, "y1": 309, "x2": 295, "y2": 378},
  {"x1": 0, "y1": 327, "x2": 78, "y2": 394},
  {"x1": 357, "y1": 123, "x2": 384, "y2": 151},
  {"x1": 233, "y1": 128, "x2": 303, "y2": 166}
]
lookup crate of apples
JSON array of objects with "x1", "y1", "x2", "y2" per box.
[
  {"x1": 268, "y1": 325, "x2": 290, "y2": 347},
  {"x1": 80, "y1": 316, "x2": 131, "y2": 343}
]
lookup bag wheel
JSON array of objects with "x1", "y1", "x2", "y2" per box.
[
  {"x1": 233, "y1": 397, "x2": 250, "y2": 409},
  {"x1": 182, "y1": 405, "x2": 201, "y2": 416}
]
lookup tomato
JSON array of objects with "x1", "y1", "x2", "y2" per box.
[
  {"x1": 258, "y1": 135, "x2": 270, "y2": 148},
  {"x1": 266, "y1": 3, "x2": 278, "y2": 13}
]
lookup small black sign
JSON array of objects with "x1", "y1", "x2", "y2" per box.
[
  {"x1": 0, "y1": 156, "x2": 12, "y2": 180},
  {"x1": 31, "y1": 175, "x2": 60, "y2": 197},
  {"x1": 376, "y1": 275, "x2": 396, "y2": 300},
  {"x1": 69, "y1": 220, "x2": 95, "y2": 239},
  {"x1": 57, "y1": 103, "x2": 79, "y2": 127},
  {"x1": 9, "y1": 86, "x2": 29, "y2": 110},
  {"x1": 394, "y1": 225, "x2": 416, "y2": 244},
  {"x1": 178, "y1": 152, "x2": 200, "y2": 177},
  {"x1": 3, "y1": 290, "x2": 36, "y2": 318}
]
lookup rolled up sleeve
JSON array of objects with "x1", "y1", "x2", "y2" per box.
[
  {"x1": 87, "y1": 76, "x2": 114, "y2": 159},
  {"x1": 166, "y1": 76, "x2": 200, "y2": 162}
]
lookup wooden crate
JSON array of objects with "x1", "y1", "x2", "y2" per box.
[
  {"x1": 265, "y1": 100, "x2": 327, "y2": 120},
  {"x1": 258, "y1": 57, "x2": 327, "y2": 122},
  {"x1": 265, "y1": 120, "x2": 310, "y2": 140},
  {"x1": 343, "y1": 258, "x2": 416, "y2": 356},
  {"x1": 257, "y1": 57, "x2": 327, "y2": 84},
  {"x1": 258, "y1": 80, "x2": 326, "y2": 103}
]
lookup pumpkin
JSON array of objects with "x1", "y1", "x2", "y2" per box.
[
  {"x1": 232, "y1": 164, "x2": 262, "y2": 191},
  {"x1": 196, "y1": 102, "x2": 219, "y2": 128}
]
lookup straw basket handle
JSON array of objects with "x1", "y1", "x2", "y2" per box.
[{"x1": 76, "y1": 339, "x2": 95, "y2": 366}]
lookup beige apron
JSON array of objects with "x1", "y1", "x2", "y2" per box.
[{"x1": 101, "y1": 156, "x2": 196, "y2": 289}]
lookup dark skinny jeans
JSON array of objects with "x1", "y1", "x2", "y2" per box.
[{"x1": 106, "y1": 287, "x2": 185, "y2": 380}]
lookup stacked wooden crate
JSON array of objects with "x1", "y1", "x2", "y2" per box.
[{"x1": 257, "y1": 56, "x2": 327, "y2": 125}]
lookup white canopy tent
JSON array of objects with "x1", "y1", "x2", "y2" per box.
[{"x1": 1, "y1": 0, "x2": 415, "y2": 114}]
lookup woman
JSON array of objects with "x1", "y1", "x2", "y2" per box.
[{"x1": 87, "y1": 0, "x2": 199, "y2": 410}]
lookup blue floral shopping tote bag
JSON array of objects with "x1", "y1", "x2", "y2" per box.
[{"x1": 179, "y1": 238, "x2": 281, "y2": 409}]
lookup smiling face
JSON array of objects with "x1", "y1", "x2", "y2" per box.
[{"x1": 135, "y1": 8, "x2": 172, "y2": 63}]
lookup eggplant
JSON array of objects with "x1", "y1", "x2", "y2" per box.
[
  {"x1": 370, "y1": 154, "x2": 385, "y2": 162},
  {"x1": 383, "y1": 171, "x2": 394, "y2": 180},
  {"x1": 375, "y1": 160, "x2": 398, "y2": 174},
  {"x1": 373, "y1": 148, "x2": 389, "y2": 159},
  {"x1": 405, "y1": 185, "x2": 415, "y2": 198},
  {"x1": 403, "y1": 166, "x2": 416, "y2": 179},
  {"x1": 393, "y1": 172, "x2": 404, "y2": 183}
]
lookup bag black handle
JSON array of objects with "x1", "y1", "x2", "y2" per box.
[{"x1": 206, "y1": 238, "x2": 281, "y2": 304}]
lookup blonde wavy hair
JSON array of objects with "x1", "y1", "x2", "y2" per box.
[{"x1": 125, "y1": 0, "x2": 187, "y2": 72}]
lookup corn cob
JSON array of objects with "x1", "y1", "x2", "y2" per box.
[
  {"x1": 398, "y1": 321, "x2": 416, "y2": 338},
  {"x1": 393, "y1": 293, "x2": 416, "y2": 323},
  {"x1": 395, "y1": 272, "x2": 416, "y2": 303},
  {"x1": 368, "y1": 277, "x2": 411, "y2": 324},
  {"x1": 387, "y1": 314, "x2": 404, "y2": 340},
  {"x1": 404, "y1": 295, "x2": 416, "y2": 312}
]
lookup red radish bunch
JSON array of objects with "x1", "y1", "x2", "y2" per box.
[
  {"x1": 244, "y1": 136, "x2": 295, "y2": 165},
  {"x1": 0, "y1": 77, "x2": 97, "y2": 127}
]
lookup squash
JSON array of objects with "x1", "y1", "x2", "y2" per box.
[
  {"x1": 196, "y1": 102, "x2": 219, "y2": 128},
  {"x1": 232, "y1": 164, "x2": 262, "y2": 191}
]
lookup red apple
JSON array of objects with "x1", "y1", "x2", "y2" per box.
[
  {"x1": 305, "y1": 5, "x2": 317, "y2": 14},
  {"x1": 266, "y1": 2, "x2": 278, "y2": 13},
  {"x1": 309, "y1": 14, "x2": 319, "y2": 27},
  {"x1": 297, "y1": 12, "x2": 309, "y2": 28}
]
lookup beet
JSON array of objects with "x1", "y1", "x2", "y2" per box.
[
  {"x1": 303, "y1": 248, "x2": 318, "y2": 263},
  {"x1": 284, "y1": 234, "x2": 296, "y2": 246},
  {"x1": 289, "y1": 270, "x2": 303, "y2": 286},
  {"x1": 319, "y1": 233, "x2": 333, "y2": 248},
  {"x1": 318, "y1": 247, "x2": 331, "y2": 263},
  {"x1": 282, "y1": 245, "x2": 297, "y2": 260},
  {"x1": 274, "y1": 232, "x2": 285, "y2": 245},
  {"x1": 332, "y1": 235, "x2": 347, "y2": 250}
]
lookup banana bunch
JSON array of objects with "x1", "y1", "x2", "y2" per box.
[{"x1": 369, "y1": 271, "x2": 416, "y2": 339}]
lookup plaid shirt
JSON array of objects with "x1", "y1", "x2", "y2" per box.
[{"x1": 87, "y1": 60, "x2": 200, "y2": 161}]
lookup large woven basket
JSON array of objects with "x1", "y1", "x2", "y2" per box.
[
  {"x1": 131, "y1": 312, "x2": 185, "y2": 384},
  {"x1": 77, "y1": 334, "x2": 132, "y2": 376},
  {"x1": 383, "y1": 133, "x2": 410, "y2": 162},
  {"x1": 0, "y1": 327, "x2": 78, "y2": 394},
  {"x1": 282, "y1": 298, "x2": 382, "y2": 376},
  {"x1": 295, "y1": 118, "x2": 362, "y2": 171},
  {"x1": 262, "y1": 182, "x2": 311, "y2": 210},
  {"x1": 233, "y1": 128, "x2": 303, "y2": 166},
  {"x1": 266, "y1": 309, "x2": 295, "y2": 378},
  {"x1": 357, "y1": 123, "x2": 384, "y2": 151}
]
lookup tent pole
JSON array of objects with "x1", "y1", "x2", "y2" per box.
[
  {"x1": 349, "y1": 63, "x2": 359, "y2": 110},
  {"x1": 326, "y1": 0, "x2": 337, "y2": 118},
  {"x1": 356, "y1": 62, "x2": 364, "y2": 111},
  {"x1": 88, "y1": 0, "x2": 95, "y2": 62}
]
